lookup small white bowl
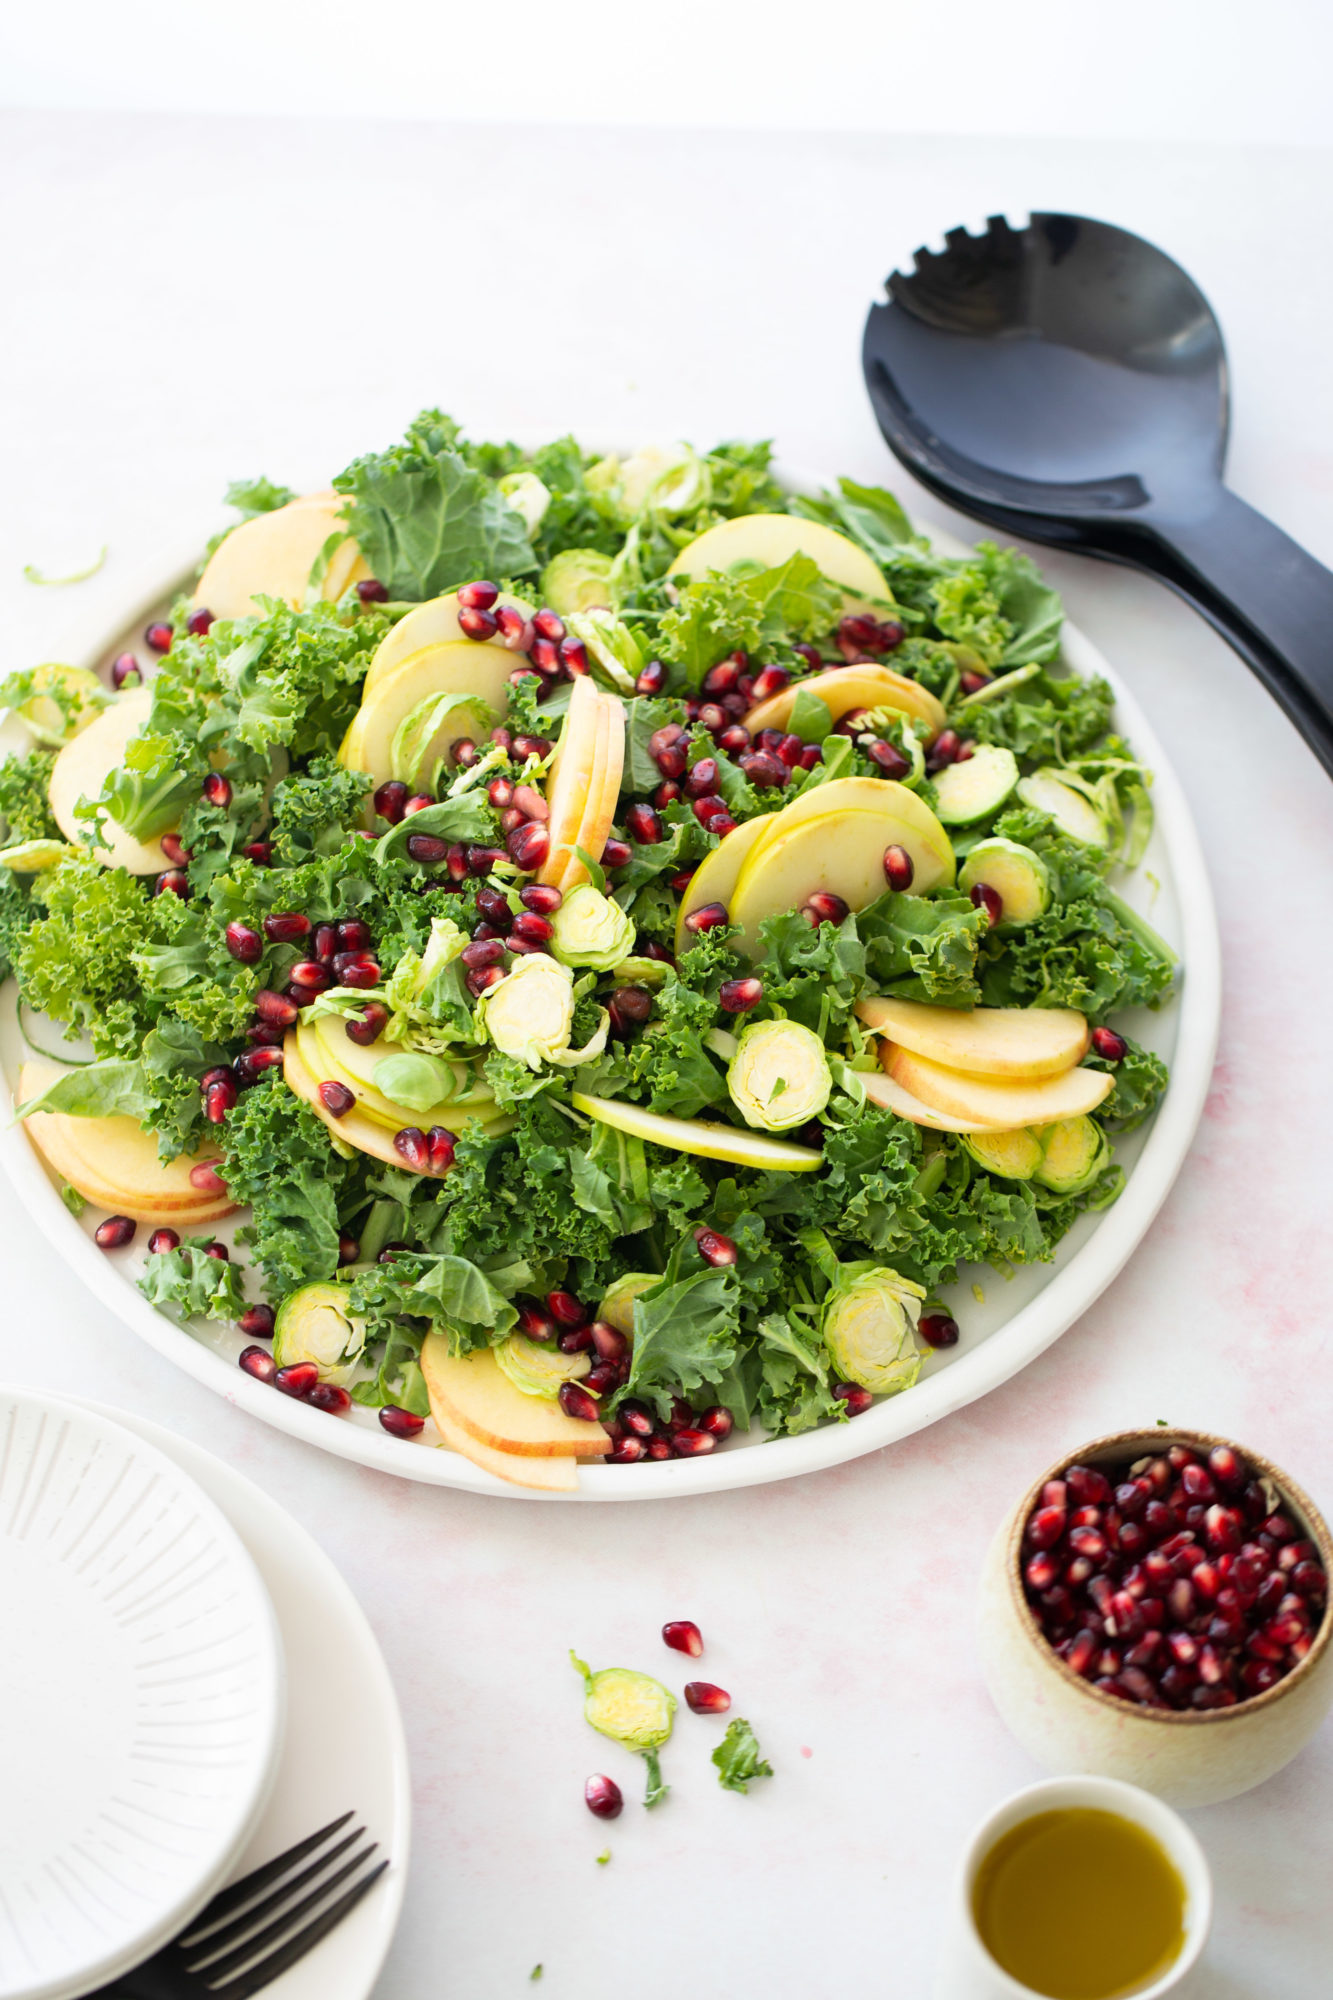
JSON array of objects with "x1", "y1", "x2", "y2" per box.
[
  {"x1": 934, "y1": 1773, "x2": 1211, "y2": 1999},
  {"x1": 978, "y1": 1428, "x2": 1333, "y2": 1807}
]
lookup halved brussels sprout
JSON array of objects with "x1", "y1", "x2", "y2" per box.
[
  {"x1": 727, "y1": 1019, "x2": 831, "y2": 1133},
  {"x1": 571, "y1": 1651, "x2": 676, "y2": 1807},
  {"x1": 598, "y1": 1271, "x2": 659, "y2": 1337},
  {"x1": 821, "y1": 1265, "x2": 927, "y2": 1396},
  {"x1": 271, "y1": 1282, "x2": 366, "y2": 1385},
  {"x1": 961, "y1": 1126, "x2": 1045, "y2": 1181},
  {"x1": 563, "y1": 610, "x2": 643, "y2": 693},
  {"x1": 495, "y1": 1333, "x2": 591, "y2": 1398},
  {"x1": 497, "y1": 470, "x2": 551, "y2": 535},
  {"x1": 958, "y1": 837, "x2": 1051, "y2": 928},
  {"x1": 476, "y1": 953, "x2": 609, "y2": 1071},
  {"x1": 1033, "y1": 1115, "x2": 1110, "y2": 1194},
  {"x1": 586, "y1": 444, "x2": 708, "y2": 525},
  {"x1": 540, "y1": 549, "x2": 616, "y2": 615},
  {"x1": 549, "y1": 883, "x2": 635, "y2": 972}
]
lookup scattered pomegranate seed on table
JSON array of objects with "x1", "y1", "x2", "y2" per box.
[
  {"x1": 684, "y1": 1682, "x2": 732, "y2": 1714},
  {"x1": 663, "y1": 1621, "x2": 704, "y2": 1657},
  {"x1": 584, "y1": 1774, "x2": 623, "y2": 1819}
]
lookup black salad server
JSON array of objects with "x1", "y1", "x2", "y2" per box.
[{"x1": 862, "y1": 212, "x2": 1333, "y2": 776}]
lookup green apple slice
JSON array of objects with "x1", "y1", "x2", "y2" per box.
[
  {"x1": 668, "y1": 512, "x2": 888, "y2": 612},
  {"x1": 340, "y1": 641, "x2": 513, "y2": 789},
  {"x1": 855, "y1": 997, "x2": 1089, "y2": 1079},
  {"x1": 561, "y1": 691, "x2": 625, "y2": 891},
  {"x1": 48, "y1": 687, "x2": 176, "y2": 875},
  {"x1": 193, "y1": 495, "x2": 361, "y2": 621},
  {"x1": 730, "y1": 801, "x2": 955, "y2": 956},
  {"x1": 741, "y1": 776, "x2": 953, "y2": 880},
  {"x1": 299, "y1": 1021, "x2": 496, "y2": 1133},
  {"x1": 311, "y1": 1014, "x2": 489, "y2": 1103},
  {"x1": 745, "y1": 662, "x2": 945, "y2": 742},
  {"x1": 364, "y1": 590, "x2": 534, "y2": 694},
  {"x1": 571, "y1": 1091, "x2": 822, "y2": 1171},
  {"x1": 674, "y1": 813, "x2": 776, "y2": 953},
  {"x1": 539, "y1": 673, "x2": 603, "y2": 888}
]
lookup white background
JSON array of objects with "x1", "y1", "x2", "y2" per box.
[{"x1": 2, "y1": 8, "x2": 1333, "y2": 1997}]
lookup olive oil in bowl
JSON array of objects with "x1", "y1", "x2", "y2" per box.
[{"x1": 973, "y1": 1807, "x2": 1187, "y2": 1998}]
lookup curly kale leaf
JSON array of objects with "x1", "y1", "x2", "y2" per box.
[
  {"x1": 1091, "y1": 1036, "x2": 1170, "y2": 1131},
  {"x1": 787, "y1": 476, "x2": 913, "y2": 567},
  {"x1": 18, "y1": 858, "x2": 157, "y2": 1054},
  {"x1": 956, "y1": 667, "x2": 1114, "y2": 764},
  {"x1": 856, "y1": 891, "x2": 988, "y2": 1008},
  {"x1": 221, "y1": 1080, "x2": 357, "y2": 1296},
  {"x1": 334, "y1": 409, "x2": 536, "y2": 599},
  {"x1": 223, "y1": 475, "x2": 297, "y2": 519},
  {"x1": 270, "y1": 758, "x2": 372, "y2": 864},
  {"x1": 138, "y1": 1244, "x2": 248, "y2": 1323},
  {"x1": 0, "y1": 750, "x2": 59, "y2": 845},
  {"x1": 659, "y1": 555, "x2": 842, "y2": 688},
  {"x1": 618, "y1": 1258, "x2": 740, "y2": 1418},
  {"x1": 979, "y1": 883, "x2": 1176, "y2": 1019},
  {"x1": 712, "y1": 1718, "x2": 774, "y2": 1793}
]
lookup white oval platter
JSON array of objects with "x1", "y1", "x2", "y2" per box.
[
  {"x1": 0, "y1": 486, "x2": 1220, "y2": 1501},
  {"x1": 0, "y1": 1389, "x2": 284, "y2": 2000}
]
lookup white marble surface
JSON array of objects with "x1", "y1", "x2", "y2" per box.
[{"x1": 2, "y1": 113, "x2": 1332, "y2": 1998}]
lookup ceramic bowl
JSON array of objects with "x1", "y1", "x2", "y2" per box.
[
  {"x1": 978, "y1": 1428, "x2": 1333, "y2": 1807},
  {"x1": 933, "y1": 1773, "x2": 1211, "y2": 1999}
]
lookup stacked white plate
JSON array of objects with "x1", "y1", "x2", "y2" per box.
[{"x1": 0, "y1": 1390, "x2": 284, "y2": 2000}]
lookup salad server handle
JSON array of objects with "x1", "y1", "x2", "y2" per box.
[{"x1": 1146, "y1": 489, "x2": 1333, "y2": 778}]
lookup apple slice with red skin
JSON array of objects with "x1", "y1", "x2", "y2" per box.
[
  {"x1": 745, "y1": 662, "x2": 946, "y2": 741},
  {"x1": 882, "y1": 1042, "x2": 1113, "y2": 1126},
  {"x1": 419, "y1": 1339, "x2": 611, "y2": 1459},
  {"x1": 422, "y1": 1344, "x2": 581, "y2": 1491},
  {"x1": 859, "y1": 1064, "x2": 1010, "y2": 1134},
  {"x1": 19, "y1": 1060, "x2": 235, "y2": 1222},
  {"x1": 539, "y1": 673, "x2": 605, "y2": 888},
  {"x1": 561, "y1": 691, "x2": 625, "y2": 892}
]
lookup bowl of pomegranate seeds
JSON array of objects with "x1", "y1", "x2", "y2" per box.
[{"x1": 978, "y1": 1429, "x2": 1332, "y2": 1806}]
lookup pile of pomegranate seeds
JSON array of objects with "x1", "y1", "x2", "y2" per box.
[{"x1": 1024, "y1": 1442, "x2": 1328, "y2": 1709}]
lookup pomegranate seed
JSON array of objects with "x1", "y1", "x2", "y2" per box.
[
  {"x1": 458, "y1": 580, "x2": 499, "y2": 611},
  {"x1": 1207, "y1": 1444, "x2": 1245, "y2": 1489},
  {"x1": 343, "y1": 1001, "x2": 388, "y2": 1047},
  {"x1": 683, "y1": 1681, "x2": 731, "y2": 1714},
  {"x1": 1069, "y1": 1506, "x2": 1103, "y2": 1531},
  {"x1": 655, "y1": 780, "x2": 683, "y2": 809},
  {"x1": 312, "y1": 923, "x2": 337, "y2": 963},
  {"x1": 599, "y1": 838, "x2": 632, "y2": 871},
  {"x1": 203, "y1": 1242, "x2": 229, "y2": 1262},
  {"x1": 374, "y1": 1405, "x2": 424, "y2": 1441},
  {"x1": 671, "y1": 1426, "x2": 716, "y2": 1457},
  {"x1": 94, "y1": 1215, "x2": 136, "y2": 1250},
  {"x1": 662, "y1": 1620, "x2": 704, "y2": 1659},
  {"x1": 511, "y1": 911, "x2": 554, "y2": 946},
  {"x1": 918, "y1": 1312, "x2": 959, "y2": 1349},
  {"x1": 1065, "y1": 1630, "x2": 1098, "y2": 1677},
  {"x1": 685, "y1": 757, "x2": 720, "y2": 799},
  {"x1": 1065, "y1": 1465, "x2": 1110, "y2": 1505},
  {"x1": 585, "y1": 1322, "x2": 626, "y2": 1366},
  {"x1": 157, "y1": 836, "x2": 190, "y2": 870},
  {"x1": 495, "y1": 606, "x2": 534, "y2": 653},
  {"x1": 802, "y1": 891, "x2": 849, "y2": 928},
  {"x1": 798, "y1": 745, "x2": 824, "y2": 770},
  {"x1": 188, "y1": 1161, "x2": 227, "y2": 1196},
  {"x1": 355, "y1": 577, "x2": 389, "y2": 603},
  {"x1": 1180, "y1": 1463, "x2": 1216, "y2": 1501},
  {"x1": 402, "y1": 832, "x2": 447, "y2": 865},
  {"x1": 488, "y1": 776, "x2": 516, "y2": 812},
  {"x1": 225, "y1": 921, "x2": 263, "y2": 963},
  {"x1": 504, "y1": 822, "x2": 547, "y2": 870},
  {"x1": 693, "y1": 1406, "x2": 732, "y2": 1442},
  {"x1": 1205, "y1": 1505, "x2": 1243, "y2": 1552},
  {"x1": 254, "y1": 988, "x2": 299, "y2": 1026},
  {"x1": 466, "y1": 966, "x2": 503, "y2": 997},
  {"x1": 718, "y1": 976, "x2": 763, "y2": 1013},
  {"x1": 338, "y1": 1234, "x2": 360, "y2": 1265},
  {"x1": 201, "y1": 771, "x2": 232, "y2": 809},
  {"x1": 275, "y1": 1361, "x2": 319, "y2": 1398},
  {"x1": 317, "y1": 1079, "x2": 355, "y2": 1118},
  {"x1": 527, "y1": 636, "x2": 560, "y2": 675},
  {"x1": 739, "y1": 750, "x2": 789, "y2": 788},
  {"x1": 644, "y1": 1437, "x2": 671, "y2": 1460},
  {"x1": 235, "y1": 1304, "x2": 275, "y2": 1341},
  {"x1": 339, "y1": 955, "x2": 381, "y2": 989},
  {"x1": 694, "y1": 1227, "x2": 737, "y2": 1268},
  {"x1": 558, "y1": 1381, "x2": 600, "y2": 1423},
  {"x1": 582, "y1": 1362, "x2": 621, "y2": 1397},
  {"x1": 1291, "y1": 1561, "x2": 1327, "y2": 1600},
  {"x1": 607, "y1": 987, "x2": 653, "y2": 1038},
  {"x1": 111, "y1": 651, "x2": 142, "y2": 690},
  {"x1": 773, "y1": 733, "x2": 804, "y2": 770},
  {"x1": 1069, "y1": 1527, "x2": 1108, "y2": 1562},
  {"x1": 394, "y1": 1127, "x2": 428, "y2": 1170},
  {"x1": 374, "y1": 779, "x2": 409, "y2": 823},
  {"x1": 616, "y1": 1402, "x2": 652, "y2": 1441},
  {"x1": 1026, "y1": 1506, "x2": 1067, "y2": 1552},
  {"x1": 458, "y1": 606, "x2": 498, "y2": 640},
  {"x1": 748, "y1": 664, "x2": 790, "y2": 703},
  {"x1": 147, "y1": 1227, "x2": 180, "y2": 1255},
  {"x1": 545, "y1": 1290, "x2": 586, "y2": 1329},
  {"x1": 235, "y1": 1046, "x2": 284, "y2": 1083},
  {"x1": 970, "y1": 882, "x2": 1003, "y2": 925},
  {"x1": 584, "y1": 1773, "x2": 623, "y2": 1819},
  {"x1": 558, "y1": 1325, "x2": 594, "y2": 1355},
  {"x1": 691, "y1": 793, "x2": 729, "y2": 827},
  {"x1": 243, "y1": 841, "x2": 273, "y2": 865},
  {"x1": 1091, "y1": 1025, "x2": 1128, "y2": 1062},
  {"x1": 144, "y1": 620, "x2": 173, "y2": 653},
  {"x1": 1026, "y1": 1551, "x2": 1061, "y2": 1592},
  {"x1": 703, "y1": 658, "x2": 741, "y2": 695},
  {"x1": 460, "y1": 939, "x2": 505, "y2": 972},
  {"x1": 680, "y1": 903, "x2": 728, "y2": 941},
  {"x1": 881, "y1": 843, "x2": 915, "y2": 892},
  {"x1": 609, "y1": 1437, "x2": 646, "y2": 1464},
  {"x1": 308, "y1": 1382, "x2": 351, "y2": 1414},
  {"x1": 625, "y1": 656, "x2": 664, "y2": 697},
  {"x1": 204, "y1": 1078, "x2": 237, "y2": 1123},
  {"x1": 155, "y1": 869, "x2": 190, "y2": 898},
  {"x1": 239, "y1": 1346, "x2": 277, "y2": 1384}
]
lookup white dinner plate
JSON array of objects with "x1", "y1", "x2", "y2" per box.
[
  {"x1": 0, "y1": 483, "x2": 1221, "y2": 1501},
  {"x1": 70, "y1": 1396, "x2": 410, "y2": 2000},
  {"x1": 0, "y1": 1389, "x2": 283, "y2": 2000}
]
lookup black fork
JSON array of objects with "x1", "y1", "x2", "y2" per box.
[{"x1": 88, "y1": 1813, "x2": 389, "y2": 1999}]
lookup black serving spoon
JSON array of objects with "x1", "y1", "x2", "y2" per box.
[{"x1": 862, "y1": 213, "x2": 1333, "y2": 775}]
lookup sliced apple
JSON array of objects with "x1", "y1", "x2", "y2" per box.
[
  {"x1": 741, "y1": 776, "x2": 953, "y2": 876},
  {"x1": 559, "y1": 690, "x2": 625, "y2": 892},
  {"x1": 49, "y1": 688, "x2": 174, "y2": 874},
  {"x1": 310, "y1": 1014, "x2": 491, "y2": 1108},
  {"x1": 730, "y1": 801, "x2": 955, "y2": 956},
  {"x1": 859, "y1": 1064, "x2": 1008, "y2": 1133},
  {"x1": 419, "y1": 1338, "x2": 611, "y2": 1458},
  {"x1": 340, "y1": 640, "x2": 514, "y2": 790},
  {"x1": 427, "y1": 1393, "x2": 580, "y2": 1492},
  {"x1": 19, "y1": 1060, "x2": 236, "y2": 1222},
  {"x1": 855, "y1": 998, "x2": 1089, "y2": 1080},
  {"x1": 668, "y1": 513, "x2": 889, "y2": 613},
  {"x1": 539, "y1": 673, "x2": 604, "y2": 888},
  {"x1": 299, "y1": 1021, "x2": 498, "y2": 1136},
  {"x1": 674, "y1": 813, "x2": 776, "y2": 952},
  {"x1": 571, "y1": 1091, "x2": 822, "y2": 1171},
  {"x1": 364, "y1": 591, "x2": 535, "y2": 694},
  {"x1": 745, "y1": 662, "x2": 946, "y2": 741},
  {"x1": 193, "y1": 495, "x2": 365, "y2": 620},
  {"x1": 883, "y1": 1043, "x2": 1114, "y2": 1127}
]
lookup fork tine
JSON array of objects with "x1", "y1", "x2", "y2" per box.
[
  {"x1": 181, "y1": 1829, "x2": 368, "y2": 1958},
  {"x1": 188, "y1": 1843, "x2": 378, "y2": 1986},
  {"x1": 180, "y1": 1813, "x2": 356, "y2": 1933},
  {"x1": 209, "y1": 1858, "x2": 389, "y2": 2000}
]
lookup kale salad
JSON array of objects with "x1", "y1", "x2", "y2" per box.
[{"x1": 0, "y1": 414, "x2": 1176, "y2": 1483}]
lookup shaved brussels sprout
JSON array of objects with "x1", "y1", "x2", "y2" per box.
[
  {"x1": 571, "y1": 1651, "x2": 676, "y2": 1807},
  {"x1": 476, "y1": 953, "x2": 608, "y2": 1071},
  {"x1": 271, "y1": 1282, "x2": 366, "y2": 1385},
  {"x1": 540, "y1": 549, "x2": 616, "y2": 615},
  {"x1": 549, "y1": 883, "x2": 635, "y2": 972},
  {"x1": 820, "y1": 1264, "x2": 926, "y2": 1397}
]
